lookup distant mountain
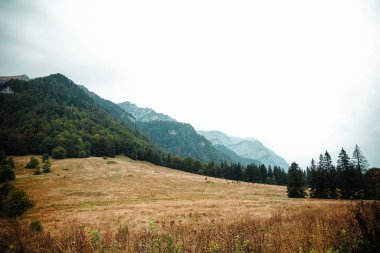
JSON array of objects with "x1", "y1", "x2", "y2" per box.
[
  {"x1": 213, "y1": 144, "x2": 261, "y2": 166},
  {"x1": 198, "y1": 130, "x2": 289, "y2": 169},
  {"x1": 118, "y1": 101, "x2": 234, "y2": 163},
  {"x1": 80, "y1": 86, "x2": 135, "y2": 126},
  {"x1": 135, "y1": 121, "x2": 234, "y2": 163},
  {"x1": 119, "y1": 101, "x2": 176, "y2": 122},
  {"x1": 0, "y1": 74, "x2": 162, "y2": 159}
]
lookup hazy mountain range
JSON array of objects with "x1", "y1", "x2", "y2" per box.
[
  {"x1": 116, "y1": 99, "x2": 289, "y2": 169},
  {"x1": 0, "y1": 73, "x2": 289, "y2": 169},
  {"x1": 198, "y1": 131, "x2": 289, "y2": 169}
]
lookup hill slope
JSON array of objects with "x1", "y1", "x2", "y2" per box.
[
  {"x1": 119, "y1": 101, "x2": 234, "y2": 163},
  {"x1": 0, "y1": 74, "x2": 161, "y2": 159},
  {"x1": 136, "y1": 121, "x2": 234, "y2": 163},
  {"x1": 119, "y1": 101, "x2": 176, "y2": 122}
]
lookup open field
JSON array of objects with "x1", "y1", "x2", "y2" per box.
[{"x1": 1, "y1": 156, "x2": 378, "y2": 252}]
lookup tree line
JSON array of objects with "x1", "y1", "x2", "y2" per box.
[{"x1": 287, "y1": 145, "x2": 379, "y2": 200}]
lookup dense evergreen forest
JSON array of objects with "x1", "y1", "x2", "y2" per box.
[
  {"x1": 137, "y1": 121, "x2": 234, "y2": 163},
  {"x1": 0, "y1": 74, "x2": 162, "y2": 159},
  {"x1": 287, "y1": 145, "x2": 379, "y2": 200},
  {"x1": 0, "y1": 74, "x2": 287, "y2": 186}
]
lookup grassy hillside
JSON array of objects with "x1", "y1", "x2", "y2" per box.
[{"x1": 1, "y1": 156, "x2": 377, "y2": 252}]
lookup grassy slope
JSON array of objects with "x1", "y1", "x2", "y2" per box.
[
  {"x1": 15, "y1": 156, "x2": 290, "y2": 231},
  {"x1": 9, "y1": 156, "x2": 372, "y2": 252}
]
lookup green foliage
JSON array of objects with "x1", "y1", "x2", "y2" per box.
[
  {"x1": 0, "y1": 152, "x2": 15, "y2": 183},
  {"x1": 30, "y1": 220, "x2": 43, "y2": 232},
  {"x1": 25, "y1": 156, "x2": 39, "y2": 169},
  {"x1": 51, "y1": 146, "x2": 66, "y2": 159},
  {"x1": 42, "y1": 153, "x2": 49, "y2": 162},
  {"x1": 136, "y1": 121, "x2": 233, "y2": 163},
  {"x1": 33, "y1": 165, "x2": 42, "y2": 175},
  {"x1": 0, "y1": 74, "x2": 161, "y2": 160},
  {"x1": 3, "y1": 188, "x2": 34, "y2": 216},
  {"x1": 287, "y1": 162, "x2": 305, "y2": 198},
  {"x1": 209, "y1": 241, "x2": 220, "y2": 253},
  {"x1": 43, "y1": 160, "x2": 51, "y2": 173}
]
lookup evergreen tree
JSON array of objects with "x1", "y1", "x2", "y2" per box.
[
  {"x1": 312, "y1": 154, "x2": 329, "y2": 198},
  {"x1": 336, "y1": 148, "x2": 354, "y2": 199},
  {"x1": 351, "y1": 145, "x2": 369, "y2": 198},
  {"x1": 323, "y1": 151, "x2": 337, "y2": 198},
  {"x1": 308, "y1": 159, "x2": 317, "y2": 197},
  {"x1": 287, "y1": 162, "x2": 305, "y2": 198}
]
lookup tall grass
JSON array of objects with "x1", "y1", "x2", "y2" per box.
[{"x1": 1, "y1": 201, "x2": 378, "y2": 253}]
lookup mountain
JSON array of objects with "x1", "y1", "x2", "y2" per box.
[
  {"x1": 198, "y1": 130, "x2": 289, "y2": 169},
  {"x1": 118, "y1": 101, "x2": 234, "y2": 163},
  {"x1": 119, "y1": 101, "x2": 176, "y2": 122},
  {"x1": 213, "y1": 144, "x2": 261, "y2": 166},
  {"x1": 136, "y1": 121, "x2": 233, "y2": 163},
  {"x1": 80, "y1": 86, "x2": 135, "y2": 126},
  {"x1": 0, "y1": 74, "x2": 162, "y2": 159}
]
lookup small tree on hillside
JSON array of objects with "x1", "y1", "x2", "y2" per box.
[
  {"x1": 287, "y1": 162, "x2": 305, "y2": 198},
  {"x1": 25, "y1": 156, "x2": 39, "y2": 168}
]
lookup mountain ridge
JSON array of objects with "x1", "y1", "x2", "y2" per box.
[{"x1": 198, "y1": 130, "x2": 289, "y2": 169}]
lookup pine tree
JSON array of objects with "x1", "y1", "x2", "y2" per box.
[
  {"x1": 336, "y1": 148, "x2": 354, "y2": 199},
  {"x1": 287, "y1": 162, "x2": 305, "y2": 198},
  {"x1": 351, "y1": 145, "x2": 369, "y2": 198},
  {"x1": 312, "y1": 154, "x2": 329, "y2": 198},
  {"x1": 323, "y1": 151, "x2": 337, "y2": 198},
  {"x1": 308, "y1": 159, "x2": 317, "y2": 197}
]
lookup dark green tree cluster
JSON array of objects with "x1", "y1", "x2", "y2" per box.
[
  {"x1": 164, "y1": 154, "x2": 287, "y2": 185},
  {"x1": 287, "y1": 162, "x2": 305, "y2": 198},
  {"x1": 0, "y1": 151, "x2": 15, "y2": 183},
  {"x1": 136, "y1": 121, "x2": 234, "y2": 163},
  {"x1": 306, "y1": 145, "x2": 377, "y2": 200},
  {"x1": 0, "y1": 152, "x2": 34, "y2": 217}
]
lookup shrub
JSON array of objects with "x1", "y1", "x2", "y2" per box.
[
  {"x1": 25, "y1": 156, "x2": 39, "y2": 169},
  {"x1": 30, "y1": 220, "x2": 43, "y2": 232},
  {"x1": 42, "y1": 153, "x2": 49, "y2": 162},
  {"x1": 0, "y1": 164, "x2": 15, "y2": 183},
  {"x1": 0, "y1": 183, "x2": 15, "y2": 214},
  {"x1": 34, "y1": 166, "x2": 42, "y2": 175},
  {"x1": 43, "y1": 161, "x2": 51, "y2": 173},
  {"x1": 3, "y1": 188, "x2": 34, "y2": 216},
  {"x1": 52, "y1": 146, "x2": 66, "y2": 159}
]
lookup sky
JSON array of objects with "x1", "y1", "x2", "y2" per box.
[{"x1": 0, "y1": 0, "x2": 379, "y2": 168}]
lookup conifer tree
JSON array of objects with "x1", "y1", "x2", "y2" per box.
[
  {"x1": 336, "y1": 148, "x2": 354, "y2": 199},
  {"x1": 351, "y1": 145, "x2": 369, "y2": 198},
  {"x1": 323, "y1": 151, "x2": 337, "y2": 198},
  {"x1": 287, "y1": 162, "x2": 305, "y2": 198}
]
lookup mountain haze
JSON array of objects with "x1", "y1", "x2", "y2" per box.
[{"x1": 198, "y1": 130, "x2": 289, "y2": 169}]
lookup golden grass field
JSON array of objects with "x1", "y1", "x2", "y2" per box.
[{"x1": 2, "y1": 156, "x2": 378, "y2": 252}]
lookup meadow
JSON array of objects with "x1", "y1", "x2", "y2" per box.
[{"x1": 1, "y1": 156, "x2": 378, "y2": 252}]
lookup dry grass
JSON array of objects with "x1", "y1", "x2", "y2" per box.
[{"x1": 1, "y1": 156, "x2": 378, "y2": 252}]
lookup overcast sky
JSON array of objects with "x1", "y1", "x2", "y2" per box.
[{"x1": 1, "y1": 0, "x2": 379, "y2": 168}]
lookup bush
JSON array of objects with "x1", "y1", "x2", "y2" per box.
[
  {"x1": 0, "y1": 165, "x2": 15, "y2": 183},
  {"x1": 30, "y1": 220, "x2": 43, "y2": 232},
  {"x1": 26, "y1": 156, "x2": 39, "y2": 169},
  {"x1": 3, "y1": 188, "x2": 34, "y2": 216},
  {"x1": 42, "y1": 153, "x2": 49, "y2": 162},
  {"x1": 34, "y1": 166, "x2": 42, "y2": 175},
  {"x1": 43, "y1": 161, "x2": 51, "y2": 173},
  {"x1": 52, "y1": 146, "x2": 67, "y2": 159},
  {"x1": 0, "y1": 183, "x2": 15, "y2": 214}
]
